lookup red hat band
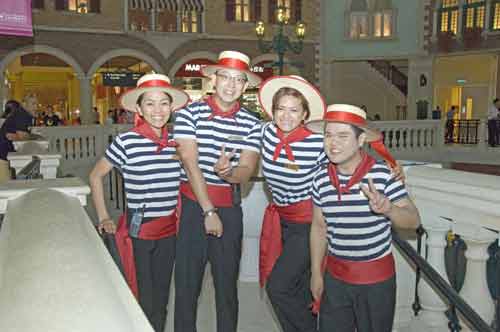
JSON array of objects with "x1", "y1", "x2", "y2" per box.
[
  {"x1": 324, "y1": 111, "x2": 367, "y2": 127},
  {"x1": 137, "y1": 79, "x2": 172, "y2": 89},
  {"x1": 218, "y1": 57, "x2": 250, "y2": 72}
]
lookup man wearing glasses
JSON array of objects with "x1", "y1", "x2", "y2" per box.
[{"x1": 174, "y1": 50, "x2": 262, "y2": 332}]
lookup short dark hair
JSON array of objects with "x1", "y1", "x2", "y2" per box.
[
  {"x1": 494, "y1": 98, "x2": 499, "y2": 104},
  {"x1": 349, "y1": 124, "x2": 364, "y2": 138},
  {"x1": 271, "y1": 87, "x2": 311, "y2": 120},
  {"x1": 3, "y1": 100, "x2": 23, "y2": 118},
  {"x1": 137, "y1": 91, "x2": 173, "y2": 106}
]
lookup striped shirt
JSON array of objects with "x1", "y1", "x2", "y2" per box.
[
  {"x1": 105, "y1": 131, "x2": 181, "y2": 219},
  {"x1": 261, "y1": 123, "x2": 326, "y2": 206},
  {"x1": 174, "y1": 100, "x2": 261, "y2": 186},
  {"x1": 312, "y1": 161, "x2": 408, "y2": 261}
]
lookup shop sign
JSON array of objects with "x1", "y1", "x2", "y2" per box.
[
  {"x1": 175, "y1": 59, "x2": 216, "y2": 77},
  {"x1": 251, "y1": 61, "x2": 274, "y2": 80},
  {"x1": 0, "y1": 0, "x2": 33, "y2": 37},
  {"x1": 102, "y1": 72, "x2": 143, "y2": 87}
]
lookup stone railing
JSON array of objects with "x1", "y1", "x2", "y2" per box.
[
  {"x1": 0, "y1": 180, "x2": 154, "y2": 331},
  {"x1": 403, "y1": 165, "x2": 500, "y2": 331}
]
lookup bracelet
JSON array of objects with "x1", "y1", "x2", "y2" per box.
[{"x1": 202, "y1": 208, "x2": 218, "y2": 218}]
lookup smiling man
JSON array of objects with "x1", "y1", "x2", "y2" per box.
[
  {"x1": 173, "y1": 50, "x2": 262, "y2": 332},
  {"x1": 307, "y1": 104, "x2": 420, "y2": 332}
]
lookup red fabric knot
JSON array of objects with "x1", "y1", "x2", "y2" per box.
[
  {"x1": 205, "y1": 95, "x2": 241, "y2": 120},
  {"x1": 273, "y1": 125, "x2": 312, "y2": 162},
  {"x1": 327, "y1": 151, "x2": 376, "y2": 201},
  {"x1": 131, "y1": 120, "x2": 176, "y2": 154}
]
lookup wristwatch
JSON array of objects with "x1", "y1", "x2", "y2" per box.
[{"x1": 203, "y1": 207, "x2": 218, "y2": 218}]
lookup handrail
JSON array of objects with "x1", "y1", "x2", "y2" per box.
[
  {"x1": 16, "y1": 156, "x2": 42, "y2": 180},
  {"x1": 392, "y1": 229, "x2": 493, "y2": 332}
]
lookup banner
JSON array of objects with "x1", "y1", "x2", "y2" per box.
[{"x1": 0, "y1": 0, "x2": 33, "y2": 37}]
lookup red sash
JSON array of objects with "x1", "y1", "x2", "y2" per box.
[
  {"x1": 259, "y1": 199, "x2": 313, "y2": 287},
  {"x1": 326, "y1": 253, "x2": 395, "y2": 285},
  {"x1": 179, "y1": 181, "x2": 233, "y2": 207},
  {"x1": 115, "y1": 211, "x2": 177, "y2": 298}
]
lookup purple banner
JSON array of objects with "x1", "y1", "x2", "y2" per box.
[{"x1": 0, "y1": 0, "x2": 33, "y2": 37}]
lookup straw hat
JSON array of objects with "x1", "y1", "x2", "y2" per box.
[
  {"x1": 200, "y1": 50, "x2": 262, "y2": 87},
  {"x1": 258, "y1": 75, "x2": 326, "y2": 121},
  {"x1": 120, "y1": 73, "x2": 189, "y2": 112},
  {"x1": 306, "y1": 104, "x2": 382, "y2": 142}
]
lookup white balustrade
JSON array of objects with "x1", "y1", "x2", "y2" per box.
[
  {"x1": 8, "y1": 139, "x2": 61, "y2": 179},
  {"x1": 406, "y1": 165, "x2": 500, "y2": 331},
  {"x1": 0, "y1": 185, "x2": 153, "y2": 331}
]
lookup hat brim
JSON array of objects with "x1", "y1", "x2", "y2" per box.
[
  {"x1": 201, "y1": 65, "x2": 262, "y2": 87},
  {"x1": 120, "y1": 86, "x2": 190, "y2": 112},
  {"x1": 306, "y1": 119, "x2": 382, "y2": 142},
  {"x1": 258, "y1": 76, "x2": 326, "y2": 121}
]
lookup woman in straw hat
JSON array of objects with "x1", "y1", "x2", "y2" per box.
[
  {"x1": 307, "y1": 104, "x2": 420, "y2": 332},
  {"x1": 256, "y1": 75, "x2": 327, "y2": 332},
  {"x1": 89, "y1": 73, "x2": 189, "y2": 332}
]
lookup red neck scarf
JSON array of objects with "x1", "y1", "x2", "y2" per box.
[
  {"x1": 273, "y1": 125, "x2": 312, "y2": 162},
  {"x1": 206, "y1": 95, "x2": 241, "y2": 120},
  {"x1": 327, "y1": 151, "x2": 376, "y2": 201},
  {"x1": 131, "y1": 117, "x2": 176, "y2": 153}
]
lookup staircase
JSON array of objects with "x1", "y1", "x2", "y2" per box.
[{"x1": 368, "y1": 60, "x2": 408, "y2": 96}]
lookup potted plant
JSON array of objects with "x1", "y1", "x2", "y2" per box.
[
  {"x1": 462, "y1": 26, "x2": 483, "y2": 49},
  {"x1": 438, "y1": 30, "x2": 455, "y2": 52}
]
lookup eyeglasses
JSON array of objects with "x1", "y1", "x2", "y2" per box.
[{"x1": 216, "y1": 72, "x2": 247, "y2": 85}]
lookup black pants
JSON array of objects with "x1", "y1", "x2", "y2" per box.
[
  {"x1": 488, "y1": 119, "x2": 499, "y2": 146},
  {"x1": 445, "y1": 119, "x2": 455, "y2": 143},
  {"x1": 266, "y1": 220, "x2": 316, "y2": 332},
  {"x1": 132, "y1": 235, "x2": 176, "y2": 332},
  {"x1": 174, "y1": 195, "x2": 243, "y2": 332},
  {"x1": 319, "y1": 273, "x2": 396, "y2": 332}
]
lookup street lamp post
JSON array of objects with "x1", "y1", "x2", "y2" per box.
[{"x1": 255, "y1": 7, "x2": 306, "y2": 75}]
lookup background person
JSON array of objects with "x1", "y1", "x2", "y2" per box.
[
  {"x1": 89, "y1": 73, "x2": 189, "y2": 332},
  {"x1": 488, "y1": 98, "x2": 500, "y2": 147}
]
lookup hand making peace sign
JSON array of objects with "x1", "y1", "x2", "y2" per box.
[
  {"x1": 214, "y1": 144, "x2": 236, "y2": 178},
  {"x1": 360, "y1": 178, "x2": 393, "y2": 215}
]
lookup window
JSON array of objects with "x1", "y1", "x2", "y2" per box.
[
  {"x1": 226, "y1": 0, "x2": 261, "y2": 22},
  {"x1": 268, "y1": 0, "x2": 300, "y2": 24},
  {"x1": 348, "y1": 0, "x2": 368, "y2": 39},
  {"x1": 181, "y1": 11, "x2": 200, "y2": 33},
  {"x1": 32, "y1": 0, "x2": 44, "y2": 9},
  {"x1": 373, "y1": 0, "x2": 393, "y2": 38},
  {"x1": 439, "y1": 0, "x2": 459, "y2": 34},
  {"x1": 491, "y1": 0, "x2": 500, "y2": 30},
  {"x1": 464, "y1": 0, "x2": 485, "y2": 29},
  {"x1": 350, "y1": 13, "x2": 369, "y2": 38},
  {"x1": 55, "y1": 0, "x2": 100, "y2": 13}
]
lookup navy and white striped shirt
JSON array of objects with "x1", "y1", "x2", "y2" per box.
[
  {"x1": 312, "y1": 161, "x2": 408, "y2": 261},
  {"x1": 105, "y1": 131, "x2": 181, "y2": 219},
  {"x1": 174, "y1": 100, "x2": 261, "y2": 186},
  {"x1": 261, "y1": 123, "x2": 326, "y2": 206}
]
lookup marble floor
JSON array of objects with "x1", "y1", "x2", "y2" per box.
[{"x1": 163, "y1": 275, "x2": 283, "y2": 332}]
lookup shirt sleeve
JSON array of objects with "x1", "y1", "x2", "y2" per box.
[
  {"x1": 384, "y1": 174, "x2": 408, "y2": 203},
  {"x1": 105, "y1": 135, "x2": 127, "y2": 169},
  {"x1": 240, "y1": 121, "x2": 262, "y2": 153},
  {"x1": 312, "y1": 173, "x2": 322, "y2": 207},
  {"x1": 173, "y1": 107, "x2": 197, "y2": 140}
]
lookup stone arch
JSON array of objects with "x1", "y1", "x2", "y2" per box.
[
  {"x1": 0, "y1": 44, "x2": 85, "y2": 77},
  {"x1": 167, "y1": 51, "x2": 218, "y2": 79},
  {"x1": 87, "y1": 48, "x2": 164, "y2": 77}
]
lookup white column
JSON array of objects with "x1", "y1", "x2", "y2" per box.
[
  {"x1": 0, "y1": 71, "x2": 5, "y2": 109},
  {"x1": 77, "y1": 75, "x2": 93, "y2": 125},
  {"x1": 484, "y1": 0, "x2": 492, "y2": 35},
  {"x1": 457, "y1": 1, "x2": 464, "y2": 38},
  {"x1": 458, "y1": 227, "x2": 497, "y2": 330},
  {"x1": 407, "y1": 57, "x2": 434, "y2": 121},
  {"x1": 410, "y1": 222, "x2": 451, "y2": 332}
]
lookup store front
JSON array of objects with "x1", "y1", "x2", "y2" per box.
[
  {"x1": 433, "y1": 54, "x2": 498, "y2": 120},
  {"x1": 173, "y1": 58, "x2": 216, "y2": 101}
]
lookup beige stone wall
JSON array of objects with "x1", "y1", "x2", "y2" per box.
[
  {"x1": 204, "y1": 0, "x2": 319, "y2": 42},
  {"x1": 32, "y1": 0, "x2": 123, "y2": 31}
]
